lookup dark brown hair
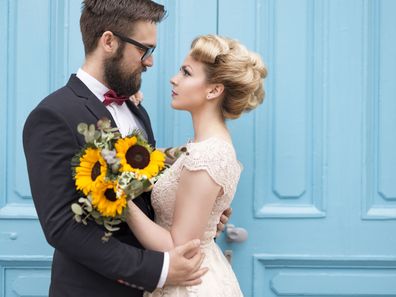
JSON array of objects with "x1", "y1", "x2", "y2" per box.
[{"x1": 80, "y1": 0, "x2": 166, "y2": 55}]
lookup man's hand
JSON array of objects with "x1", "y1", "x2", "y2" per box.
[
  {"x1": 216, "y1": 207, "x2": 232, "y2": 238},
  {"x1": 166, "y1": 239, "x2": 208, "y2": 286}
]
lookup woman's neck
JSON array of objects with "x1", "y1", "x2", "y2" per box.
[{"x1": 191, "y1": 107, "x2": 229, "y2": 143}]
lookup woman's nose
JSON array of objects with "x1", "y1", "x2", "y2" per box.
[{"x1": 170, "y1": 75, "x2": 177, "y2": 85}]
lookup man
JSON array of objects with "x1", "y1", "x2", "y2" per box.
[{"x1": 23, "y1": 1, "x2": 230, "y2": 296}]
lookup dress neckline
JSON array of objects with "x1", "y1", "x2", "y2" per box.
[{"x1": 187, "y1": 136, "x2": 233, "y2": 147}]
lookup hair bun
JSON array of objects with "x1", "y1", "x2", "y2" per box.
[
  {"x1": 190, "y1": 35, "x2": 268, "y2": 119},
  {"x1": 249, "y1": 52, "x2": 267, "y2": 78}
]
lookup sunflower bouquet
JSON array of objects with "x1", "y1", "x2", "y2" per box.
[{"x1": 71, "y1": 118, "x2": 166, "y2": 242}]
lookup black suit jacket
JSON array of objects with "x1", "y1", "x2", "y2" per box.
[{"x1": 23, "y1": 75, "x2": 163, "y2": 297}]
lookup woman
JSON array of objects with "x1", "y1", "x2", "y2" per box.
[{"x1": 126, "y1": 35, "x2": 267, "y2": 296}]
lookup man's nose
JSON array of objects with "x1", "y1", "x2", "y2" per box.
[{"x1": 142, "y1": 55, "x2": 154, "y2": 67}]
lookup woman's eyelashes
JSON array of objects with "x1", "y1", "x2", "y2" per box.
[{"x1": 180, "y1": 66, "x2": 191, "y2": 77}]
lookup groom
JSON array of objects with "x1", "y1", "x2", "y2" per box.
[{"x1": 23, "y1": 1, "x2": 230, "y2": 297}]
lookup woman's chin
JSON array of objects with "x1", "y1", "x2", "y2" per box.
[{"x1": 171, "y1": 101, "x2": 183, "y2": 110}]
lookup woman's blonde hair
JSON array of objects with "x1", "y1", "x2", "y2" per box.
[{"x1": 190, "y1": 35, "x2": 267, "y2": 119}]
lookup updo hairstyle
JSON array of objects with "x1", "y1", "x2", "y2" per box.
[{"x1": 189, "y1": 35, "x2": 267, "y2": 119}]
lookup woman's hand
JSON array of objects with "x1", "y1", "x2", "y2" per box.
[
  {"x1": 216, "y1": 207, "x2": 232, "y2": 237},
  {"x1": 130, "y1": 91, "x2": 143, "y2": 106}
]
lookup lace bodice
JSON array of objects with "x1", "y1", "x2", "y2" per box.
[{"x1": 151, "y1": 137, "x2": 242, "y2": 244}]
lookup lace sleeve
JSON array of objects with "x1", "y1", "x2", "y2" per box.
[{"x1": 182, "y1": 139, "x2": 241, "y2": 196}]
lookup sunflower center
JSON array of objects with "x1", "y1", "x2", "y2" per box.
[
  {"x1": 91, "y1": 161, "x2": 102, "y2": 181},
  {"x1": 126, "y1": 145, "x2": 150, "y2": 169},
  {"x1": 104, "y1": 188, "x2": 117, "y2": 202}
]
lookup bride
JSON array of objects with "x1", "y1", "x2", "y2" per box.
[{"x1": 126, "y1": 34, "x2": 267, "y2": 296}]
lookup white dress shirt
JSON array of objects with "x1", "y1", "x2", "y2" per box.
[{"x1": 76, "y1": 68, "x2": 169, "y2": 288}]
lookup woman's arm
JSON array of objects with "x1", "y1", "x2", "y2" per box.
[{"x1": 126, "y1": 168, "x2": 221, "y2": 252}]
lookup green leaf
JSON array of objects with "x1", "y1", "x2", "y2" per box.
[
  {"x1": 94, "y1": 130, "x2": 101, "y2": 140},
  {"x1": 129, "y1": 180, "x2": 143, "y2": 192},
  {"x1": 71, "y1": 203, "x2": 83, "y2": 215},
  {"x1": 102, "y1": 232, "x2": 113, "y2": 242},
  {"x1": 77, "y1": 123, "x2": 88, "y2": 135},
  {"x1": 97, "y1": 118, "x2": 112, "y2": 130},
  {"x1": 104, "y1": 221, "x2": 121, "y2": 232},
  {"x1": 109, "y1": 219, "x2": 122, "y2": 225},
  {"x1": 91, "y1": 210, "x2": 101, "y2": 219},
  {"x1": 74, "y1": 214, "x2": 82, "y2": 223},
  {"x1": 78, "y1": 197, "x2": 86, "y2": 203}
]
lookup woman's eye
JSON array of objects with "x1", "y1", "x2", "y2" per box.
[{"x1": 180, "y1": 67, "x2": 191, "y2": 76}]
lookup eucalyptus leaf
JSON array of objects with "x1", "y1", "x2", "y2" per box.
[
  {"x1": 89, "y1": 124, "x2": 96, "y2": 133},
  {"x1": 81, "y1": 198, "x2": 92, "y2": 208},
  {"x1": 129, "y1": 188, "x2": 144, "y2": 200},
  {"x1": 85, "y1": 134, "x2": 93, "y2": 143},
  {"x1": 71, "y1": 203, "x2": 83, "y2": 215},
  {"x1": 111, "y1": 163, "x2": 120, "y2": 173},
  {"x1": 95, "y1": 218, "x2": 104, "y2": 225},
  {"x1": 108, "y1": 219, "x2": 122, "y2": 225},
  {"x1": 104, "y1": 221, "x2": 121, "y2": 232},
  {"x1": 102, "y1": 232, "x2": 113, "y2": 242},
  {"x1": 78, "y1": 197, "x2": 88, "y2": 204},
  {"x1": 74, "y1": 214, "x2": 82, "y2": 223},
  {"x1": 83, "y1": 204, "x2": 93, "y2": 212},
  {"x1": 94, "y1": 130, "x2": 101, "y2": 140},
  {"x1": 129, "y1": 180, "x2": 144, "y2": 192},
  {"x1": 91, "y1": 210, "x2": 101, "y2": 219},
  {"x1": 77, "y1": 123, "x2": 88, "y2": 135},
  {"x1": 98, "y1": 118, "x2": 112, "y2": 130}
]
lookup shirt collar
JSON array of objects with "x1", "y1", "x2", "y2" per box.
[{"x1": 76, "y1": 68, "x2": 109, "y2": 102}]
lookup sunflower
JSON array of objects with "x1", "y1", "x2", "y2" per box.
[
  {"x1": 115, "y1": 136, "x2": 165, "y2": 179},
  {"x1": 91, "y1": 181, "x2": 127, "y2": 217},
  {"x1": 75, "y1": 147, "x2": 107, "y2": 195}
]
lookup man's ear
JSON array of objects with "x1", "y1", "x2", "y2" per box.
[
  {"x1": 100, "y1": 31, "x2": 118, "y2": 54},
  {"x1": 206, "y1": 83, "x2": 225, "y2": 100}
]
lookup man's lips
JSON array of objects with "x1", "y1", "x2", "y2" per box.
[{"x1": 172, "y1": 90, "x2": 178, "y2": 96}]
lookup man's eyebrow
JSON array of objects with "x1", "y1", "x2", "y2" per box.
[{"x1": 143, "y1": 42, "x2": 156, "y2": 48}]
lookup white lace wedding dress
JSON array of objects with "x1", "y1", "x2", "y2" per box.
[{"x1": 144, "y1": 137, "x2": 244, "y2": 297}]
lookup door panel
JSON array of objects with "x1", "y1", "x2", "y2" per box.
[{"x1": 216, "y1": 0, "x2": 396, "y2": 296}]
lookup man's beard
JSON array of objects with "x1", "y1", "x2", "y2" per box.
[{"x1": 104, "y1": 50, "x2": 145, "y2": 97}]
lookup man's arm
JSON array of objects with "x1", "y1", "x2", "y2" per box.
[
  {"x1": 23, "y1": 106, "x2": 163, "y2": 291},
  {"x1": 23, "y1": 106, "x2": 204, "y2": 291}
]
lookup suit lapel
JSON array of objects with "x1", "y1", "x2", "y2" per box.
[
  {"x1": 125, "y1": 100, "x2": 155, "y2": 147},
  {"x1": 66, "y1": 75, "x2": 117, "y2": 128},
  {"x1": 67, "y1": 74, "x2": 155, "y2": 147}
]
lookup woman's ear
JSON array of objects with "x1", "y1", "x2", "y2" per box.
[{"x1": 206, "y1": 84, "x2": 225, "y2": 100}]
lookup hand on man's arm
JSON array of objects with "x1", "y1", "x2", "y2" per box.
[
  {"x1": 216, "y1": 207, "x2": 232, "y2": 238},
  {"x1": 166, "y1": 239, "x2": 208, "y2": 286}
]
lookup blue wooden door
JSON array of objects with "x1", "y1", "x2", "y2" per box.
[
  {"x1": 213, "y1": 1, "x2": 396, "y2": 296},
  {"x1": 0, "y1": 0, "x2": 84, "y2": 296},
  {"x1": 1, "y1": 1, "x2": 396, "y2": 296}
]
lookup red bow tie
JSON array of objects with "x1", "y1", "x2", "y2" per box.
[{"x1": 103, "y1": 90, "x2": 128, "y2": 106}]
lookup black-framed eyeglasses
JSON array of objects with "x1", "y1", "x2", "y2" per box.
[{"x1": 113, "y1": 32, "x2": 156, "y2": 61}]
